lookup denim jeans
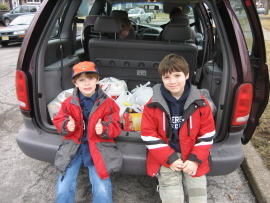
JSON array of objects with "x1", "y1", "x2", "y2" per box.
[{"x1": 56, "y1": 153, "x2": 112, "y2": 203}]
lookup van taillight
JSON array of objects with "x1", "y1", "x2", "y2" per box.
[
  {"x1": 232, "y1": 83, "x2": 253, "y2": 126},
  {"x1": 16, "y1": 70, "x2": 30, "y2": 111}
]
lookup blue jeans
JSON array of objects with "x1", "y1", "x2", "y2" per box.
[{"x1": 56, "y1": 153, "x2": 112, "y2": 203}]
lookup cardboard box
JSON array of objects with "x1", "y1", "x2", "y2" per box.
[{"x1": 123, "y1": 113, "x2": 142, "y2": 131}]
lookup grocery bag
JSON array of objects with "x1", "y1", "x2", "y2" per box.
[
  {"x1": 99, "y1": 77, "x2": 128, "y2": 99},
  {"x1": 47, "y1": 88, "x2": 74, "y2": 120}
]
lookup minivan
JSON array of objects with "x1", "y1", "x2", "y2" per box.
[
  {"x1": 2, "y1": 5, "x2": 40, "y2": 26},
  {"x1": 15, "y1": 0, "x2": 269, "y2": 176}
]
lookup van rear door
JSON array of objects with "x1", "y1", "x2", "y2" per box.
[
  {"x1": 224, "y1": 0, "x2": 269, "y2": 143},
  {"x1": 235, "y1": 0, "x2": 269, "y2": 143}
]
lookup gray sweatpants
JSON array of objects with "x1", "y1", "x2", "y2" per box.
[{"x1": 157, "y1": 158, "x2": 207, "y2": 203}]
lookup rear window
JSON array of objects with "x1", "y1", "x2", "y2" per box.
[{"x1": 50, "y1": 0, "x2": 94, "y2": 38}]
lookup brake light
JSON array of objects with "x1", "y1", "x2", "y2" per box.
[
  {"x1": 16, "y1": 70, "x2": 30, "y2": 111},
  {"x1": 232, "y1": 83, "x2": 253, "y2": 126}
]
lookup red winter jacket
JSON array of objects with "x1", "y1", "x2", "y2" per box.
[
  {"x1": 53, "y1": 86, "x2": 122, "y2": 179},
  {"x1": 141, "y1": 84, "x2": 215, "y2": 177}
]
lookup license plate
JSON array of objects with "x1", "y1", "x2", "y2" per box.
[{"x1": 2, "y1": 36, "x2": 9, "y2": 41}]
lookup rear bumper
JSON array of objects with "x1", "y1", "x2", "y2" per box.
[{"x1": 16, "y1": 117, "x2": 244, "y2": 176}]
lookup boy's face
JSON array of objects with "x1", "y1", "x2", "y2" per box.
[
  {"x1": 121, "y1": 28, "x2": 130, "y2": 38},
  {"x1": 162, "y1": 71, "x2": 189, "y2": 99},
  {"x1": 74, "y1": 73, "x2": 99, "y2": 97}
]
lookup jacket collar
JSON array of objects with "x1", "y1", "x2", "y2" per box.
[
  {"x1": 150, "y1": 84, "x2": 171, "y2": 116},
  {"x1": 184, "y1": 85, "x2": 202, "y2": 110},
  {"x1": 70, "y1": 85, "x2": 109, "y2": 106},
  {"x1": 149, "y1": 82, "x2": 203, "y2": 113}
]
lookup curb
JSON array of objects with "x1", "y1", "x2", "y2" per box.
[{"x1": 241, "y1": 142, "x2": 270, "y2": 203}]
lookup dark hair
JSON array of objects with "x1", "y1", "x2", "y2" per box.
[
  {"x1": 120, "y1": 17, "x2": 132, "y2": 30},
  {"x1": 169, "y1": 7, "x2": 182, "y2": 19},
  {"x1": 158, "y1": 54, "x2": 189, "y2": 77},
  {"x1": 72, "y1": 72, "x2": 100, "y2": 83}
]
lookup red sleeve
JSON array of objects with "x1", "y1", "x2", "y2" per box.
[
  {"x1": 189, "y1": 98, "x2": 215, "y2": 164},
  {"x1": 52, "y1": 99, "x2": 73, "y2": 135},
  {"x1": 99, "y1": 99, "x2": 122, "y2": 139}
]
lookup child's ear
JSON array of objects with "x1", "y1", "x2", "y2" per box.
[{"x1": 185, "y1": 73, "x2": 189, "y2": 80}]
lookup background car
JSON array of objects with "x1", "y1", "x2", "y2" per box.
[
  {"x1": 2, "y1": 5, "x2": 39, "y2": 26},
  {"x1": 128, "y1": 8, "x2": 153, "y2": 23},
  {"x1": 257, "y1": 7, "x2": 266, "y2": 14},
  {"x1": 0, "y1": 14, "x2": 34, "y2": 46}
]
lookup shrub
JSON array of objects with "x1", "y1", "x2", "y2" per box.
[{"x1": 0, "y1": 4, "x2": 9, "y2": 11}]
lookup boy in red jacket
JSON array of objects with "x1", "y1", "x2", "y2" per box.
[
  {"x1": 141, "y1": 54, "x2": 215, "y2": 202},
  {"x1": 53, "y1": 61, "x2": 122, "y2": 203}
]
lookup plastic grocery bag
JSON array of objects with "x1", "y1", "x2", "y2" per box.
[
  {"x1": 131, "y1": 81, "x2": 153, "y2": 106},
  {"x1": 115, "y1": 92, "x2": 136, "y2": 119},
  {"x1": 99, "y1": 77, "x2": 128, "y2": 99},
  {"x1": 47, "y1": 88, "x2": 74, "y2": 120}
]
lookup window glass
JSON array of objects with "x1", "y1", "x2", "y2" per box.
[
  {"x1": 13, "y1": 7, "x2": 21, "y2": 13},
  {"x1": 112, "y1": 2, "x2": 166, "y2": 27},
  {"x1": 230, "y1": 0, "x2": 253, "y2": 51},
  {"x1": 20, "y1": 6, "x2": 29, "y2": 13},
  {"x1": 50, "y1": 0, "x2": 94, "y2": 38},
  {"x1": 27, "y1": 0, "x2": 41, "y2": 2},
  {"x1": 76, "y1": 0, "x2": 95, "y2": 36},
  {"x1": 111, "y1": 2, "x2": 195, "y2": 27},
  {"x1": 30, "y1": 6, "x2": 37, "y2": 12},
  {"x1": 51, "y1": 20, "x2": 60, "y2": 38},
  {"x1": 77, "y1": 0, "x2": 94, "y2": 17}
]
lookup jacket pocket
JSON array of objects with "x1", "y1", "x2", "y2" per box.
[
  {"x1": 96, "y1": 142, "x2": 123, "y2": 174},
  {"x1": 54, "y1": 139, "x2": 80, "y2": 173}
]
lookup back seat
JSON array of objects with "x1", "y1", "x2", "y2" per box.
[{"x1": 89, "y1": 16, "x2": 198, "y2": 90}]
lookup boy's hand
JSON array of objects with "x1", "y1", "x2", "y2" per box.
[
  {"x1": 169, "y1": 159, "x2": 183, "y2": 171},
  {"x1": 67, "y1": 116, "x2": 75, "y2": 132},
  {"x1": 95, "y1": 119, "x2": 103, "y2": 135},
  {"x1": 182, "y1": 160, "x2": 198, "y2": 176}
]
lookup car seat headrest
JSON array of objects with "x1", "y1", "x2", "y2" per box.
[
  {"x1": 111, "y1": 10, "x2": 128, "y2": 18},
  {"x1": 170, "y1": 14, "x2": 190, "y2": 26},
  {"x1": 84, "y1": 15, "x2": 100, "y2": 27},
  {"x1": 163, "y1": 24, "x2": 191, "y2": 42},
  {"x1": 94, "y1": 16, "x2": 122, "y2": 33}
]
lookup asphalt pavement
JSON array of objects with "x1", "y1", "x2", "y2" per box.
[{"x1": 241, "y1": 26, "x2": 270, "y2": 203}]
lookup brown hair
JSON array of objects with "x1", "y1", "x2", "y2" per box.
[
  {"x1": 72, "y1": 72, "x2": 100, "y2": 84},
  {"x1": 120, "y1": 17, "x2": 132, "y2": 30},
  {"x1": 158, "y1": 54, "x2": 189, "y2": 77}
]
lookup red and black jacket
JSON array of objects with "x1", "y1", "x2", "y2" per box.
[{"x1": 141, "y1": 84, "x2": 215, "y2": 177}]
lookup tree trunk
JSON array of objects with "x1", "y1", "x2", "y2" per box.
[{"x1": 265, "y1": 0, "x2": 269, "y2": 15}]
